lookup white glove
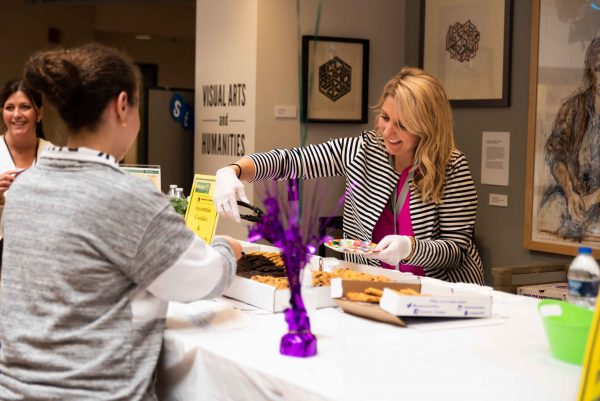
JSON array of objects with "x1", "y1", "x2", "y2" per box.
[
  {"x1": 213, "y1": 167, "x2": 249, "y2": 223},
  {"x1": 366, "y1": 235, "x2": 412, "y2": 266}
]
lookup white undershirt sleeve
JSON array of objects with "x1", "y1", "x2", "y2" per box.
[{"x1": 146, "y1": 236, "x2": 236, "y2": 303}]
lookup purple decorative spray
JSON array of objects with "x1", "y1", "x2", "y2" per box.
[{"x1": 248, "y1": 179, "x2": 330, "y2": 357}]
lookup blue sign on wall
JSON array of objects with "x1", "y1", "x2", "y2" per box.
[{"x1": 170, "y1": 93, "x2": 194, "y2": 131}]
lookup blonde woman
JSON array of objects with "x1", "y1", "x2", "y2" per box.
[{"x1": 215, "y1": 67, "x2": 483, "y2": 284}]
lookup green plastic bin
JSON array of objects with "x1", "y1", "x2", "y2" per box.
[{"x1": 538, "y1": 299, "x2": 594, "y2": 365}]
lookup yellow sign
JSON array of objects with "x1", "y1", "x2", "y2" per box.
[
  {"x1": 184, "y1": 174, "x2": 219, "y2": 244},
  {"x1": 578, "y1": 300, "x2": 600, "y2": 401}
]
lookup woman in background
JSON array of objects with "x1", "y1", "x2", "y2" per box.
[
  {"x1": 214, "y1": 67, "x2": 483, "y2": 285},
  {"x1": 0, "y1": 79, "x2": 53, "y2": 263},
  {"x1": 0, "y1": 43, "x2": 241, "y2": 401},
  {"x1": 0, "y1": 78, "x2": 51, "y2": 194}
]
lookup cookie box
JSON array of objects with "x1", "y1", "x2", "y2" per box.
[
  {"x1": 223, "y1": 242, "x2": 334, "y2": 312},
  {"x1": 517, "y1": 282, "x2": 567, "y2": 301},
  {"x1": 332, "y1": 278, "x2": 492, "y2": 326},
  {"x1": 379, "y1": 279, "x2": 493, "y2": 318},
  {"x1": 223, "y1": 242, "x2": 419, "y2": 313},
  {"x1": 331, "y1": 278, "x2": 421, "y2": 326}
]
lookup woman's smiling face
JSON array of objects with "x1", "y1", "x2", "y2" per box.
[
  {"x1": 2, "y1": 91, "x2": 40, "y2": 139},
  {"x1": 377, "y1": 96, "x2": 420, "y2": 159}
]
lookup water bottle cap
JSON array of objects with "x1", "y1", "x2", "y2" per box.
[
  {"x1": 169, "y1": 184, "x2": 177, "y2": 188},
  {"x1": 578, "y1": 247, "x2": 592, "y2": 254}
]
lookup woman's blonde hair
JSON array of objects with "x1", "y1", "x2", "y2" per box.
[{"x1": 374, "y1": 67, "x2": 455, "y2": 204}]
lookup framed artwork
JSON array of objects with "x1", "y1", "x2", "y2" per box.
[
  {"x1": 301, "y1": 36, "x2": 369, "y2": 123},
  {"x1": 524, "y1": 0, "x2": 600, "y2": 257},
  {"x1": 420, "y1": 0, "x2": 512, "y2": 107}
]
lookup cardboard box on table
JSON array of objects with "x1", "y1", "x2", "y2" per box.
[
  {"x1": 224, "y1": 243, "x2": 419, "y2": 312},
  {"x1": 517, "y1": 282, "x2": 567, "y2": 301},
  {"x1": 332, "y1": 278, "x2": 493, "y2": 326}
]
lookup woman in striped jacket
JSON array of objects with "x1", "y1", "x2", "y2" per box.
[{"x1": 215, "y1": 67, "x2": 484, "y2": 285}]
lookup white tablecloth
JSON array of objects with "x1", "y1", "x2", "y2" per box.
[{"x1": 157, "y1": 290, "x2": 581, "y2": 401}]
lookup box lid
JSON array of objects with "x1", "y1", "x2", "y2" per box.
[{"x1": 335, "y1": 299, "x2": 406, "y2": 327}]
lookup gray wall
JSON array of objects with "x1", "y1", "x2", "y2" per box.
[
  {"x1": 405, "y1": 1, "x2": 572, "y2": 283},
  {"x1": 252, "y1": 0, "x2": 406, "y2": 240}
]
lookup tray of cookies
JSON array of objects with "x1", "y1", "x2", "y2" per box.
[
  {"x1": 223, "y1": 243, "x2": 338, "y2": 312},
  {"x1": 224, "y1": 242, "x2": 421, "y2": 312}
]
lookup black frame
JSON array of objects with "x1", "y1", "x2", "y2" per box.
[
  {"x1": 419, "y1": 0, "x2": 512, "y2": 107},
  {"x1": 301, "y1": 35, "x2": 369, "y2": 123}
]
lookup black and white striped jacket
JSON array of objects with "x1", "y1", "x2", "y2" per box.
[{"x1": 249, "y1": 130, "x2": 484, "y2": 285}]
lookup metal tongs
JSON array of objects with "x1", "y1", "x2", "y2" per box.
[{"x1": 237, "y1": 200, "x2": 265, "y2": 223}]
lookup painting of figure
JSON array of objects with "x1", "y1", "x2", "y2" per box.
[
  {"x1": 539, "y1": 37, "x2": 600, "y2": 243},
  {"x1": 526, "y1": 0, "x2": 600, "y2": 256}
]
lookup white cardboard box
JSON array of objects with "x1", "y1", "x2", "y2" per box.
[
  {"x1": 224, "y1": 243, "x2": 336, "y2": 312},
  {"x1": 224, "y1": 243, "x2": 420, "y2": 312},
  {"x1": 517, "y1": 282, "x2": 568, "y2": 301},
  {"x1": 379, "y1": 282, "x2": 492, "y2": 318},
  {"x1": 224, "y1": 275, "x2": 336, "y2": 312},
  {"x1": 330, "y1": 276, "x2": 492, "y2": 324}
]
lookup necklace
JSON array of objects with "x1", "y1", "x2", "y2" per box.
[{"x1": 3, "y1": 135, "x2": 39, "y2": 168}]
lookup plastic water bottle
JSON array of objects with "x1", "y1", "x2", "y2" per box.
[
  {"x1": 567, "y1": 247, "x2": 600, "y2": 309},
  {"x1": 169, "y1": 186, "x2": 187, "y2": 216},
  {"x1": 167, "y1": 184, "x2": 177, "y2": 198}
]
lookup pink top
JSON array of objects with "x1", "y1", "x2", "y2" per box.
[{"x1": 372, "y1": 166, "x2": 424, "y2": 276}]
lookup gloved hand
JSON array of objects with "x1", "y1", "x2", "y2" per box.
[
  {"x1": 365, "y1": 235, "x2": 413, "y2": 266},
  {"x1": 213, "y1": 167, "x2": 249, "y2": 223}
]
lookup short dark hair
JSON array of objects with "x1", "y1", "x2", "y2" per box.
[
  {"x1": 0, "y1": 78, "x2": 45, "y2": 139},
  {"x1": 24, "y1": 43, "x2": 140, "y2": 133}
]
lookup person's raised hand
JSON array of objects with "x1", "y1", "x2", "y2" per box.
[
  {"x1": 0, "y1": 170, "x2": 17, "y2": 199},
  {"x1": 365, "y1": 235, "x2": 412, "y2": 266},
  {"x1": 217, "y1": 235, "x2": 242, "y2": 260},
  {"x1": 213, "y1": 166, "x2": 249, "y2": 223}
]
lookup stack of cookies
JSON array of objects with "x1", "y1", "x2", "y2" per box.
[{"x1": 236, "y1": 251, "x2": 286, "y2": 279}]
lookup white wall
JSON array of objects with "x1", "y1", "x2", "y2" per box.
[{"x1": 195, "y1": 0, "x2": 258, "y2": 239}]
